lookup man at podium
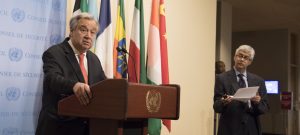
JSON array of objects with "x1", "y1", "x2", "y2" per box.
[{"x1": 35, "y1": 13, "x2": 106, "y2": 135}]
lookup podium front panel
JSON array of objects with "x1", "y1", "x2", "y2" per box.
[{"x1": 126, "y1": 83, "x2": 179, "y2": 119}]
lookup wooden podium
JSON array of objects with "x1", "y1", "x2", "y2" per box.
[{"x1": 58, "y1": 79, "x2": 180, "y2": 135}]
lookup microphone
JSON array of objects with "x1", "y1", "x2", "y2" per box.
[
  {"x1": 116, "y1": 46, "x2": 125, "y2": 53},
  {"x1": 116, "y1": 47, "x2": 138, "y2": 82}
]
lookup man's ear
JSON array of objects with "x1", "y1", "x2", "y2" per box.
[
  {"x1": 69, "y1": 31, "x2": 73, "y2": 37},
  {"x1": 247, "y1": 60, "x2": 252, "y2": 66}
]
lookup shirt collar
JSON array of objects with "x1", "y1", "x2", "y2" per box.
[
  {"x1": 68, "y1": 40, "x2": 86, "y2": 56},
  {"x1": 233, "y1": 67, "x2": 247, "y2": 78}
]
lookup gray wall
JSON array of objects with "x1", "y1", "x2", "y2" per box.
[{"x1": 216, "y1": 1, "x2": 232, "y2": 71}]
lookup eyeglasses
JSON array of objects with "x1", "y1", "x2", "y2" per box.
[{"x1": 236, "y1": 54, "x2": 251, "y2": 61}]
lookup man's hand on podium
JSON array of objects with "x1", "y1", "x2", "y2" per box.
[{"x1": 73, "y1": 82, "x2": 92, "y2": 105}]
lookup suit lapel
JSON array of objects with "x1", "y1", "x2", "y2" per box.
[
  {"x1": 246, "y1": 72, "x2": 256, "y2": 87},
  {"x1": 86, "y1": 51, "x2": 93, "y2": 85},
  {"x1": 62, "y1": 41, "x2": 85, "y2": 83},
  {"x1": 229, "y1": 69, "x2": 240, "y2": 94}
]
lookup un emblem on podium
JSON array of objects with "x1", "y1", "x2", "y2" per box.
[{"x1": 146, "y1": 90, "x2": 161, "y2": 113}]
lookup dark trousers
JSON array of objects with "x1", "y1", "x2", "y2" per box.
[{"x1": 36, "y1": 111, "x2": 89, "y2": 135}]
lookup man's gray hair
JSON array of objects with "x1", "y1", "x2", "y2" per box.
[
  {"x1": 69, "y1": 13, "x2": 98, "y2": 32},
  {"x1": 235, "y1": 45, "x2": 255, "y2": 60}
]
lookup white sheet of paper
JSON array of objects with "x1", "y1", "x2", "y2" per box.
[{"x1": 232, "y1": 86, "x2": 259, "y2": 102}]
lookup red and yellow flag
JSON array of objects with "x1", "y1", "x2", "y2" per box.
[{"x1": 159, "y1": 0, "x2": 170, "y2": 132}]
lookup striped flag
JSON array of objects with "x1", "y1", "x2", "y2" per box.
[
  {"x1": 147, "y1": 0, "x2": 171, "y2": 134},
  {"x1": 87, "y1": 0, "x2": 99, "y2": 52},
  {"x1": 159, "y1": 0, "x2": 171, "y2": 132},
  {"x1": 73, "y1": 0, "x2": 81, "y2": 15},
  {"x1": 73, "y1": 0, "x2": 88, "y2": 16},
  {"x1": 147, "y1": 0, "x2": 161, "y2": 134},
  {"x1": 73, "y1": 0, "x2": 94, "y2": 17},
  {"x1": 113, "y1": 0, "x2": 127, "y2": 78},
  {"x1": 95, "y1": 0, "x2": 113, "y2": 78},
  {"x1": 128, "y1": 0, "x2": 146, "y2": 83},
  {"x1": 80, "y1": 0, "x2": 88, "y2": 12},
  {"x1": 88, "y1": 0, "x2": 98, "y2": 20}
]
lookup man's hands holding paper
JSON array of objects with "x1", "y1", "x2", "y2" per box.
[
  {"x1": 222, "y1": 94, "x2": 261, "y2": 105},
  {"x1": 222, "y1": 94, "x2": 233, "y2": 105},
  {"x1": 250, "y1": 93, "x2": 261, "y2": 104},
  {"x1": 222, "y1": 86, "x2": 261, "y2": 105}
]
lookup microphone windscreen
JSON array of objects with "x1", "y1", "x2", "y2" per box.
[{"x1": 116, "y1": 47, "x2": 122, "y2": 52}]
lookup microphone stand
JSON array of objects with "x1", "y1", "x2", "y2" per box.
[{"x1": 116, "y1": 47, "x2": 138, "y2": 82}]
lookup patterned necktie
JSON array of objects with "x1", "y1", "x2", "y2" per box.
[
  {"x1": 79, "y1": 53, "x2": 88, "y2": 84},
  {"x1": 238, "y1": 74, "x2": 246, "y2": 88}
]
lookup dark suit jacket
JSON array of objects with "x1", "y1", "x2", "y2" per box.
[
  {"x1": 35, "y1": 38, "x2": 106, "y2": 135},
  {"x1": 214, "y1": 69, "x2": 268, "y2": 135}
]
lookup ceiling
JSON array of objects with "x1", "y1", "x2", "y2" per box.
[{"x1": 223, "y1": 0, "x2": 300, "y2": 32}]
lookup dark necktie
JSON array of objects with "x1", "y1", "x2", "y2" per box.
[
  {"x1": 238, "y1": 74, "x2": 246, "y2": 88},
  {"x1": 238, "y1": 74, "x2": 252, "y2": 109}
]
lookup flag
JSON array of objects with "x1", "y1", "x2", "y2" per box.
[
  {"x1": 88, "y1": 0, "x2": 98, "y2": 20},
  {"x1": 147, "y1": 0, "x2": 162, "y2": 134},
  {"x1": 95, "y1": 0, "x2": 113, "y2": 78},
  {"x1": 147, "y1": 0, "x2": 170, "y2": 134},
  {"x1": 73, "y1": 0, "x2": 94, "y2": 18},
  {"x1": 73, "y1": 0, "x2": 81, "y2": 15},
  {"x1": 113, "y1": 0, "x2": 127, "y2": 78},
  {"x1": 73, "y1": 0, "x2": 88, "y2": 16},
  {"x1": 159, "y1": 0, "x2": 171, "y2": 132},
  {"x1": 80, "y1": 0, "x2": 88, "y2": 12},
  {"x1": 87, "y1": 0, "x2": 99, "y2": 52},
  {"x1": 128, "y1": 0, "x2": 146, "y2": 83}
]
